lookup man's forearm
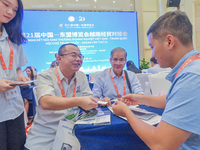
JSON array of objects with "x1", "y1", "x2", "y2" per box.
[{"x1": 141, "y1": 95, "x2": 166, "y2": 109}]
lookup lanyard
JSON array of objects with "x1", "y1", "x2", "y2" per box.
[
  {"x1": 55, "y1": 67, "x2": 76, "y2": 98},
  {"x1": 175, "y1": 54, "x2": 200, "y2": 79},
  {"x1": 0, "y1": 38, "x2": 13, "y2": 70},
  {"x1": 110, "y1": 68, "x2": 126, "y2": 98}
]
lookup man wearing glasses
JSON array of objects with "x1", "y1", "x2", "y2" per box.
[
  {"x1": 92, "y1": 47, "x2": 144, "y2": 106},
  {"x1": 25, "y1": 43, "x2": 98, "y2": 150}
]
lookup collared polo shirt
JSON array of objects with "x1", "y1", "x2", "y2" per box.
[
  {"x1": 162, "y1": 50, "x2": 200, "y2": 149},
  {"x1": 0, "y1": 26, "x2": 28, "y2": 122}
]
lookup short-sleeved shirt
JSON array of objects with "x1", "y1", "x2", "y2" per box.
[
  {"x1": 92, "y1": 68, "x2": 144, "y2": 99},
  {"x1": 162, "y1": 50, "x2": 200, "y2": 149},
  {"x1": 0, "y1": 26, "x2": 28, "y2": 122},
  {"x1": 25, "y1": 67, "x2": 93, "y2": 149}
]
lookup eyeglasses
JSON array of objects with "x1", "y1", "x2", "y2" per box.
[
  {"x1": 60, "y1": 52, "x2": 84, "y2": 59},
  {"x1": 112, "y1": 58, "x2": 126, "y2": 63}
]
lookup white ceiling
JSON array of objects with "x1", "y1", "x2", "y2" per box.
[{"x1": 22, "y1": 0, "x2": 135, "y2": 11}]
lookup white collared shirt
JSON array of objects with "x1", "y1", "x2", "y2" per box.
[
  {"x1": 25, "y1": 67, "x2": 93, "y2": 149},
  {"x1": 0, "y1": 26, "x2": 28, "y2": 122}
]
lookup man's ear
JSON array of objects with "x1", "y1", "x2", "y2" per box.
[
  {"x1": 110, "y1": 58, "x2": 112, "y2": 63},
  {"x1": 166, "y1": 34, "x2": 175, "y2": 49}
]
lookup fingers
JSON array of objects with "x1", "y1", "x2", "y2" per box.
[
  {"x1": 122, "y1": 94, "x2": 132, "y2": 99},
  {"x1": 91, "y1": 97, "x2": 98, "y2": 103},
  {"x1": 17, "y1": 74, "x2": 28, "y2": 82},
  {"x1": 112, "y1": 101, "x2": 121, "y2": 116},
  {"x1": 101, "y1": 97, "x2": 111, "y2": 107},
  {"x1": 112, "y1": 100, "x2": 118, "y2": 106},
  {"x1": 107, "y1": 100, "x2": 112, "y2": 106},
  {"x1": 90, "y1": 97, "x2": 98, "y2": 109},
  {"x1": 25, "y1": 76, "x2": 30, "y2": 81},
  {"x1": 0, "y1": 80, "x2": 16, "y2": 92}
]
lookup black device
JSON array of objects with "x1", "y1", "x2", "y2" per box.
[
  {"x1": 166, "y1": 0, "x2": 181, "y2": 7},
  {"x1": 79, "y1": 107, "x2": 98, "y2": 117}
]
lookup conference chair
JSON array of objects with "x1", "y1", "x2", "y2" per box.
[
  {"x1": 32, "y1": 86, "x2": 38, "y2": 106},
  {"x1": 89, "y1": 71, "x2": 102, "y2": 83},
  {"x1": 136, "y1": 73, "x2": 152, "y2": 95},
  {"x1": 148, "y1": 73, "x2": 171, "y2": 96}
]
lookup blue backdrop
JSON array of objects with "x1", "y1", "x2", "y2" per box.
[{"x1": 22, "y1": 11, "x2": 139, "y2": 74}]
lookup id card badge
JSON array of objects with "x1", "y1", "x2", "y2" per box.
[
  {"x1": 5, "y1": 86, "x2": 20, "y2": 100},
  {"x1": 65, "y1": 108, "x2": 80, "y2": 122}
]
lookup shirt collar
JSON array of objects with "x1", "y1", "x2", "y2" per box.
[
  {"x1": 166, "y1": 49, "x2": 199, "y2": 82},
  {"x1": 57, "y1": 67, "x2": 77, "y2": 84},
  {"x1": 0, "y1": 26, "x2": 8, "y2": 41},
  {"x1": 111, "y1": 67, "x2": 124, "y2": 78}
]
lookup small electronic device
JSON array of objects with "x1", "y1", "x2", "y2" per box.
[{"x1": 79, "y1": 107, "x2": 98, "y2": 117}]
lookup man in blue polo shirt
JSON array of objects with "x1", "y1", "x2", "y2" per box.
[{"x1": 112, "y1": 10, "x2": 200, "y2": 149}]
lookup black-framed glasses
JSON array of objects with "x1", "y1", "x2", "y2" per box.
[{"x1": 60, "y1": 52, "x2": 84, "y2": 59}]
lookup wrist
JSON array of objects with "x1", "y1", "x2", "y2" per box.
[{"x1": 124, "y1": 108, "x2": 132, "y2": 118}]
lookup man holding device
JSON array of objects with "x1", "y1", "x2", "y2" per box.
[{"x1": 25, "y1": 43, "x2": 98, "y2": 149}]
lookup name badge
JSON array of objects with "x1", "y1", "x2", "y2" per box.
[{"x1": 5, "y1": 87, "x2": 20, "y2": 100}]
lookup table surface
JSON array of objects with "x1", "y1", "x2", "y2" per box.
[{"x1": 75, "y1": 105, "x2": 164, "y2": 150}]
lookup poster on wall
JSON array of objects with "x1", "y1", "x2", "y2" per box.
[{"x1": 22, "y1": 11, "x2": 139, "y2": 74}]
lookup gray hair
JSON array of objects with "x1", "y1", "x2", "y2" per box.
[
  {"x1": 110, "y1": 47, "x2": 127, "y2": 58},
  {"x1": 147, "y1": 10, "x2": 192, "y2": 46}
]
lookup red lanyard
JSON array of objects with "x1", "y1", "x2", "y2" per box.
[
  {"x1": 175, "y1": 54, "x2": 200, "y2": 79},
  {"x1": 0, "y1": 38, "x2": 13, "y2": 70},
  {"x1": 110, "y1": 68, "x2": 126, "y2": 98},
  {"x1": 55, "y1": 67, "x2": 76, "y2": 98}
]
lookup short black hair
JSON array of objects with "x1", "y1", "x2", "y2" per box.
[
  {"x1": 147, "y1": 10, "x2": 192, "y2": 46},
  {"x1": 150, "y1": 57, "x2": 158, "y2": 64},
  {"x1": 58, "y1": 43, "x2": 78, "y2": 55}
]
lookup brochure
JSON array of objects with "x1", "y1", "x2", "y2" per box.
[{"x1": 108, "y1": 105, "x2": 161, "y2": 125}]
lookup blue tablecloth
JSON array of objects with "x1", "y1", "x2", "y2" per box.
[
  {"x1": 20, "y1": 85, "x2": 36, "y2": 117},
  {"x1": 75, "y1": 105, "x2": 164, "y2": 150}
]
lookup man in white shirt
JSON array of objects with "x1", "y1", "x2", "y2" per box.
[{"x1": 25, "y1": 43, "x2": 98, "y2": 150}]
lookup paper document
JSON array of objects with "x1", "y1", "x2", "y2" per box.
[
  {"x1": 128, "y1": 105, "x2": 157, "y2": 121},
  {"x1": 108, "y1": 106, "x2": 161, "y2": 125},
  {"x1": 9, "y1": 80, "x2": 37, "y2": 86}
]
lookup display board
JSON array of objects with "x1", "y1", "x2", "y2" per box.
[{"x1": 22, "y1": 10, "x2": 139, "y2": 74}]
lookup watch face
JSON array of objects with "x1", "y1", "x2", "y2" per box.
[{"x1": 62, "y1": 143, "x2": 72, "y2": 150}]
